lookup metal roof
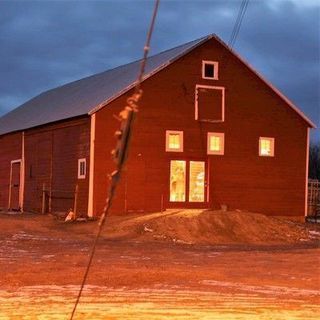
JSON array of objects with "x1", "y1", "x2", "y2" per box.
[
  {"x1": 0, "y1": 35, "x2": 210, "y2": 136},
  {"x1": 0, "y1": 34, "x2": 315, "y2": 136}
]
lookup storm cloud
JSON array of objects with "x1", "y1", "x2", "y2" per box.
[{"x1": 0, "y1": 0, "x2": 319, "y2": 140}]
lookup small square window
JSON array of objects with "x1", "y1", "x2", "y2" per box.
[
  {"x1": 207, "y1": 132, "x2": 224, "y2": 155},
  {"x1": 166, "y1": 130, "x2": 183, "y2": 152},
  {"x1": 78, "y1": 158, "x2": 86, "y2": 179},
  {"x1": 259, "y1": 137, "x2": 275, "y2": 157},
  {"x1": 202, "y1": 61, "x2": 219, "y2": 80}
]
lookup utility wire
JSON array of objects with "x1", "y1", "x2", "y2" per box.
[
  {"x1": 228, "y1": 0, "x2": 249, "y2": 50},
  {"x1": 69, "y1": 1, "x2": 160, "y2": 319}
]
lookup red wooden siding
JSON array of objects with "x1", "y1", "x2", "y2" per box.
[
  {"x1": 0, "y1": 133, "x2": 22, "y2": 210},
  {"x1": 93, "y1": 37, "x2": 309, "y2": 217},
  {"x1": 23, "y1": 117, "x2": 90, "y2": 214}
]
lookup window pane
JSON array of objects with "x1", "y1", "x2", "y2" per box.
[
  {"x1": 169, "y1": 134, "x2": 180, "y2": 149},
  {"x1": 261, "y1": 139, "x2": 271, "y2": 155},
  {"x1": 210, "y1": 136, "x2": 221, "y2": 151},
  {"x1": 189, "y1": 161, "x2": 205, "y2": 202},
  {"x1": 81, "y1": 162, "x2": 85, "y2": 175},
  {"x1": 170, "y1": 160, "x2": 186, "y2": 202},
  {"x1": 205, "y1": 64, "x2": 214, "y2": 78}
]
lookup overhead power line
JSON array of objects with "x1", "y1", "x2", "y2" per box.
[{"x1": 228, "y1": 0, "x2": 250, "y2": 49}]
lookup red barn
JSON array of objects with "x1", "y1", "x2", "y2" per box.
[{"x1": 0, "y1": 35, "x2": 315, "y2": 219}]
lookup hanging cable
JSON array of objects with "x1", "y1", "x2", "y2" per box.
[
  {"x1": 69, "y1": 1, "x2": 160, "y2": 319},
  {"x1": 228, "y1": 0, "x2": 249, "y2": 50}
]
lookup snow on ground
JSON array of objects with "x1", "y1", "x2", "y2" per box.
[
  {"x1": 0, "y1": 212, "x2": 319, "y2": 319},
  {"x1": 0, "y1": 285, "x2": 319, "y2": 320}
]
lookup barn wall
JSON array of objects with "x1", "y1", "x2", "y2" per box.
[
  {"x1": 0, "y1": 132, "x2": 22, "y2": 210},
  {"x1": 93, "y1": 38, "x2": 309, "y2": 217},
  {"x1": 24, "y1": 117, "x2": 90, "y2": 215}
]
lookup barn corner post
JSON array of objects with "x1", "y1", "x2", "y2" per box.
[
  {"x1": 305, "y1": 127, "x2": 310, "y2": 217},
  {"x1": 87, "y1": 113, "x2": 96, "y2": 218},
  {"x1": 20, "y1": 131, "x2": 25, "y2": 212}
]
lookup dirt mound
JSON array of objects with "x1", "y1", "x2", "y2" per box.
[{"x1": 105, "y1": 210, "x2": 317, "y2": 245}]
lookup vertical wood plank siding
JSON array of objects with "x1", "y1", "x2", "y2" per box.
[{"x1": 22, "y1": 117, "x2": 90, "y2": 214}]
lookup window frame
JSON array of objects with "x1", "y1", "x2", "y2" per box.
[
  {"x1": 207, "y1": 132, "x2": 225, "y2": 155},
  {"x1": 202, "y1": 60, "x2": 219, "y2": 80},
  {"x1": 259, "y1": 137, "x2": 275, "y2": 157},
  {"x1": 165, "y1": 130, "x2": 184, "y2": 152},
  {"x1": 78, "y1": 158, "x2": 87, "y2": 179},
  {"x1": 195, "y1": 84, "x2": 225, "y2": 123}
]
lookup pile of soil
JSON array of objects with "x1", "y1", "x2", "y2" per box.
[
  {"x1": 104, "y1": 210, "x2": 318, "y2": 245},
  {"x1": 1, "y1": 209, "x2": 318, "y2": 245}
]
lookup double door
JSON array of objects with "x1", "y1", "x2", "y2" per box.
[{"x1": 169, "y1": 159, "x2": 208, "y2": 207}]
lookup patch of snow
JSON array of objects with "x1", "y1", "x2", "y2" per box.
[{"x1": 143, "y1": 226, "x2": 153, "y2": 233}]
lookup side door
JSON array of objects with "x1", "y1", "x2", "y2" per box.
[{"x1": 9, "y1": 160, "x2": 21, "y2": 211}]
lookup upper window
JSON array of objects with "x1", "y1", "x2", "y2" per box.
[
  {"x1": 259, "y1": 137, "x2": 275, "y2": 157},
  {"x1": 195, "y1": 85, "x2": 225, "y2": 122},
  {"x1": 166, "y1": 130, "x2": 183, "y2": 152},
  {"x1": 202, "y1": 61, "x2": 219, "y2": 80},
  {"x1": 207, "y1": 132, "x2": 225, "y2": 155},
  {"x1": 78, "y1": 158, "x2": 86, "y2": 179}
]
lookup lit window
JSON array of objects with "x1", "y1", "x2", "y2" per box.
[
  {"x1": 259, "y1": 137, "x2": 275, "y2": 157},
  {"x1": 166, "y1": 130, "x2": 183, "y2": 152},
  {"x1": 189, "y1": 161, "x2": 205, "y2": 202},
  {"x1": 207, "y1": 132, "x2": 224, "y2": 155},
  {"x1": 170, "y1": 160, "x2": 186, "y2": 202},
  {"x1": 202, "y1": 61, "x2": 219, "y2": 80},
  {"x1": 78, "y1": 158, "x2": 86, "y2": 179}
]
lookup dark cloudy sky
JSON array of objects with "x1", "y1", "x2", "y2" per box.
[{"x1": 0, "y1": 0, "x2": 319, "y2": 140}]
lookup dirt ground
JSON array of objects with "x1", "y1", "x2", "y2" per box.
[{"x1": 0, "y1": 211, "x2": 319, "y2": 319}]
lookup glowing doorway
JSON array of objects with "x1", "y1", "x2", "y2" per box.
[{"x1": 169, "y1": 160, "x2": 206, "y2": 203}]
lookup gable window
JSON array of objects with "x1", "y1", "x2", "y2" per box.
[
  {"x1": 202, "y1": 61, "x2": 219, "y2": 80},
  {"x1": 207, "y1": 132, "x2": 224, "y2": 155},
  {"x1": 166, "y1": 130, "x2": 183, "y2": 152},
  {"x1": 195, "y1": 85, "x2": 225, "y2": 122},
  {"x1": 78, "y1": 158, "x2": 86, "y2": 179},
  {"x1": 259, "y1": 137, "x2": 275, "y2": 157}
]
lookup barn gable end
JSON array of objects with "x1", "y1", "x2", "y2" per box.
[
  {"x1": 92, "y1": 36, "x2": 311, "y2": 217},
  {"x1": 0, "y1": 34, "x2": 314, "y2": 217}
]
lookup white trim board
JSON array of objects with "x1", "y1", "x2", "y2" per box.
[
  {"x1": 305, "y1": 128, "x2": 310, "y2": 217},
  {"x1": 87, "y1": 113, "x2": 96, "y2": 217},
  {"x1": 20, "y1": 132, "x2": 25, "y2": 211},
  {"x1": 202, "y1": 60, "x2": 219, "y2": 80}
]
